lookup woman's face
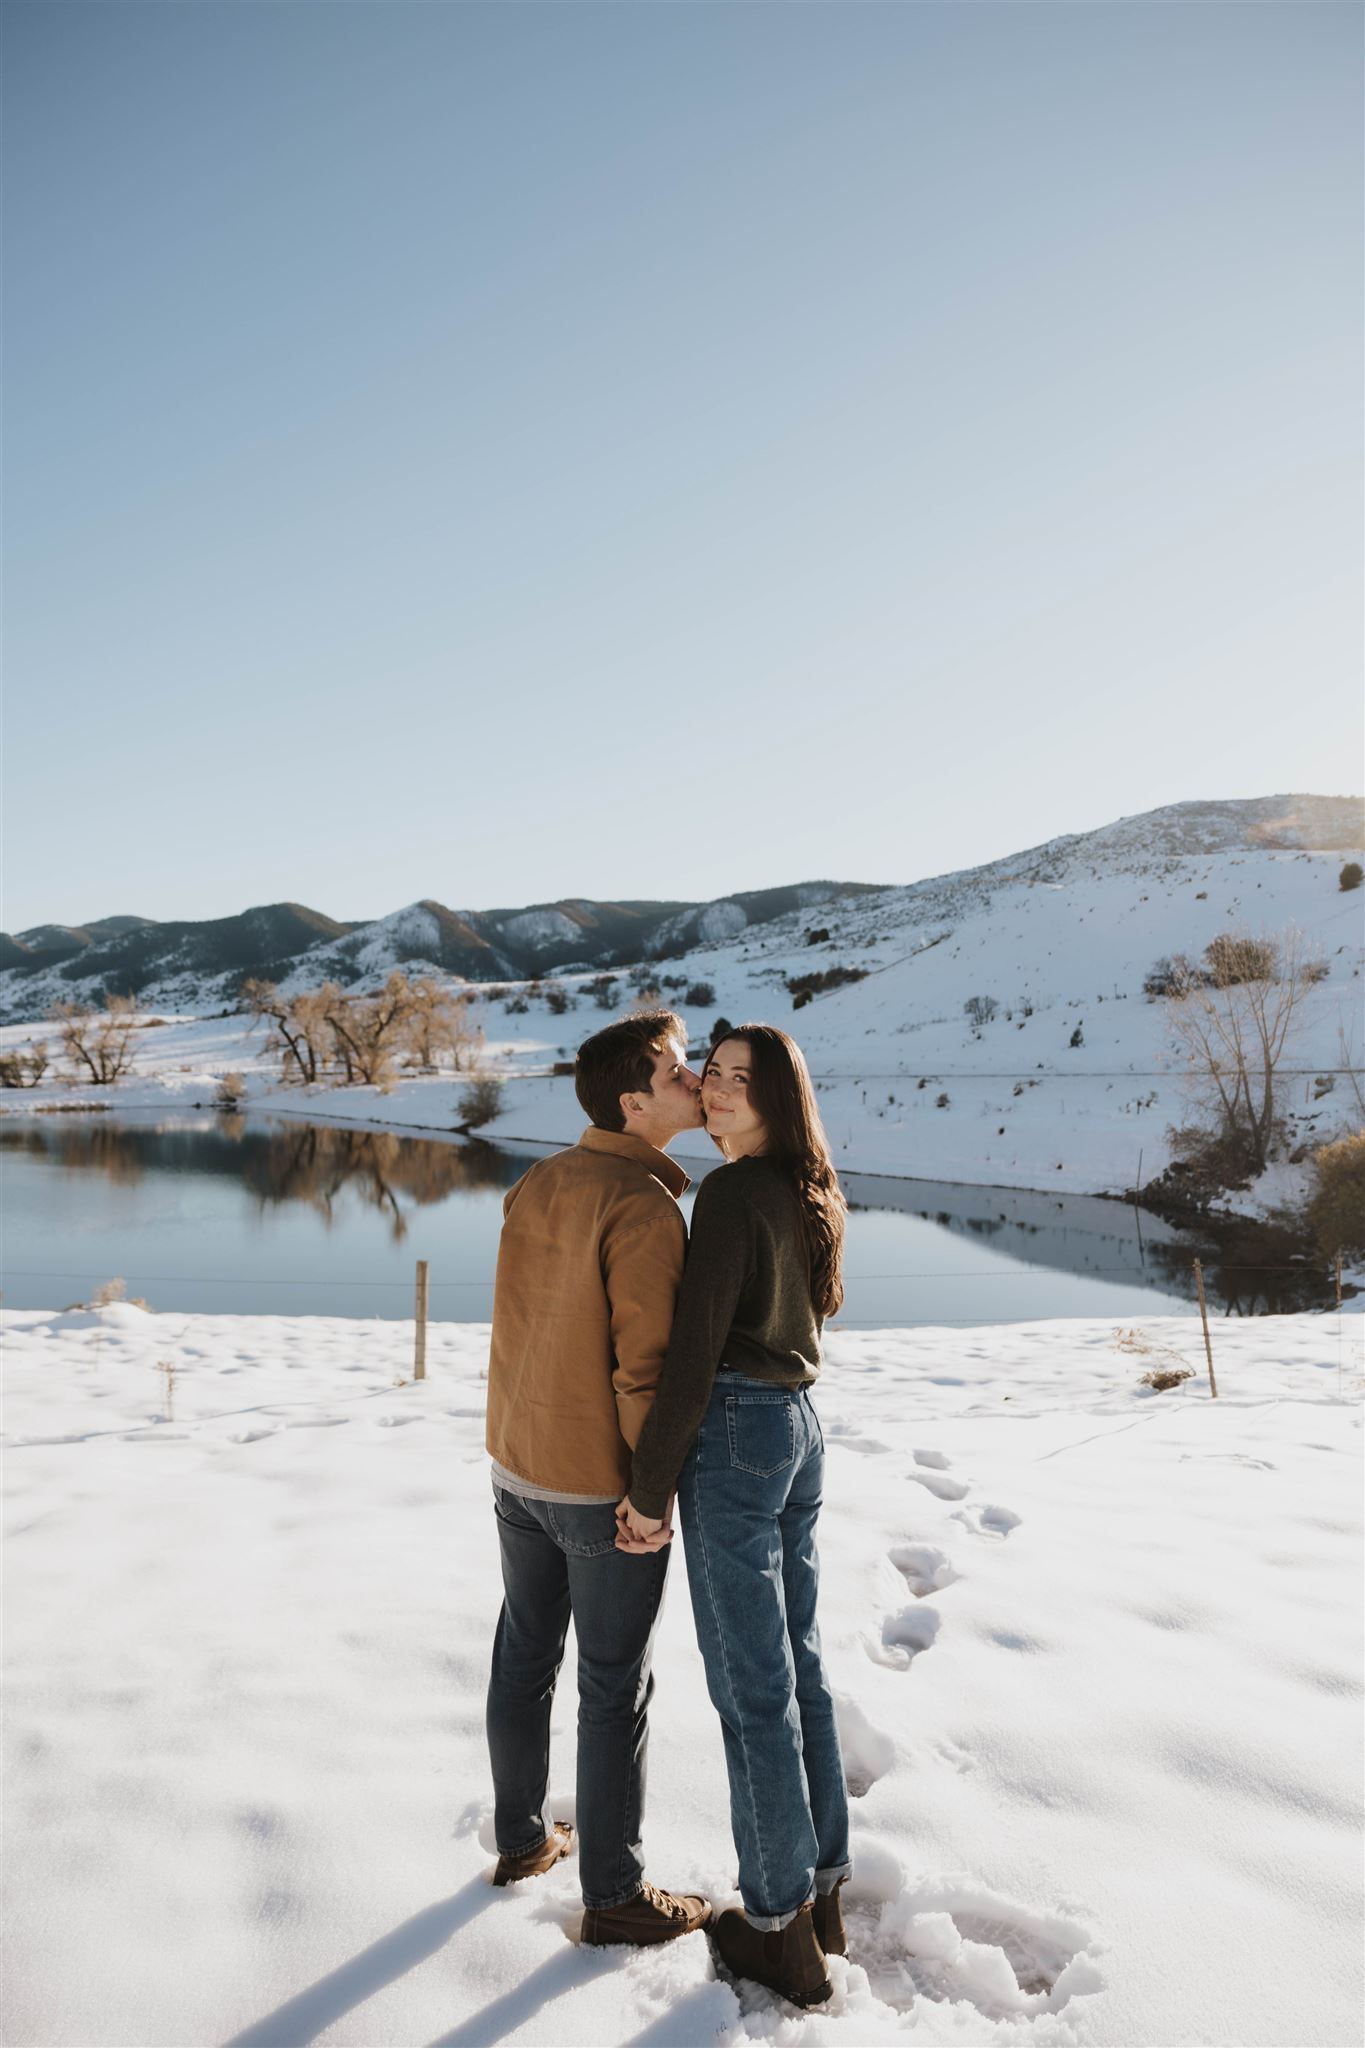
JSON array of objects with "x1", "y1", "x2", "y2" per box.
[{"x1": 702, "y1": 1038, "x2": 768, "y2": 1156}]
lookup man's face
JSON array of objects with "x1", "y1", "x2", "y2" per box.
[{"x1": 625, "y1": 1035, "x2": 703, "y2": 1142}]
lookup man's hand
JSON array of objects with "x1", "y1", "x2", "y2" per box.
[{"x1": 615, "y1": 1495, "x2": 674, "y2": 1553}]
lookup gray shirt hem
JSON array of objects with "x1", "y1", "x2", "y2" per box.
[{"x1": 490, "y1": 1459, "x2": 620, "y2": 1507}]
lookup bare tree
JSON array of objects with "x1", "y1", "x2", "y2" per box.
[
  {"x1": 322, "y1": 970, "x2": 415, "y2": 1089},
  {"x1": 51, "y1": 997, "x2": 139, "y2": 1084},
  {"x1": 403, "y1": 977, "x2": 483, "y2": 1072},
  {"x1": 243, "y1": 979, "x2": 330, "y2": 1085},
  {"x1": 1164, "y1": 926, "x2": 1321, "y2": 1173}
]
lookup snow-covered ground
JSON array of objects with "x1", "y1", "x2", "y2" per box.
[
  {"x1": 4, "y1": 1304, "x2": 1361, "y2": 2047},
  {"x1": 5, "y1": 844, "x2": 1362, "y2": 1208}
]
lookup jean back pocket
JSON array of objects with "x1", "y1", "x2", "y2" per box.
[{"x1": 724, "y1": 1393, "x2": 797, "y2": 1478}]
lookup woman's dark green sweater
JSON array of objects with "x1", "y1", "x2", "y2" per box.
[{"x1": 628, "y1": 1156, "x2": 823, "y2": 1518}]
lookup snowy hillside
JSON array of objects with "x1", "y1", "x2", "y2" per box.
[{"x1": 4, "y1": 798, "x2": 1361, "y2": 1203}]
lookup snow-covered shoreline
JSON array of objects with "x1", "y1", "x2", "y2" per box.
[{"x1": 4, "y1": 1305, "x2": 1361, "y2": 2047}]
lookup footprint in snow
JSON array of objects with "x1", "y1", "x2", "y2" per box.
[
  {"x1": 844, "y1": 1852, "x2": 1103, "y2": 2023},
  {"x1": 951, "y1": 1502, "x2": 1022, "y2": 1539},
  {"x1": 823, "y1": 1416, "x2": 895, "y2": 1456},
  {"x1": 864, "y1": 1526, "x2": 961, "y2": 1669},
  {"x1": 905, "y1": 1451, "x2": 1022, "y2": 1537},
  {"x1": 869, "y1": 1602, "x2": 942, "y2": 1670},
  {"x1": 889, "y1": 1541, "x2": 959, "y2": 1597},
  {"x1": 907, "y1": 1468, "x2": 971, "y2": 1502}
]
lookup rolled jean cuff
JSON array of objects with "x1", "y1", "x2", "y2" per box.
[
  {"x1": 816, "y1": 1862, "x2": 852, "y2": 1894},
  {"x1": 745, "y1": 1893, "x2": 815, "y2": 1933}
]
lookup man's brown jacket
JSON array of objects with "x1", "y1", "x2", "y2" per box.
[{"x1": 485, "y1": 1128, "x2": 689, "y2": 1498}]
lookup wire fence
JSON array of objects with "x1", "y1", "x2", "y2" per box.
[{"x1": 2, "y1": 1260, "x2": 1345, "y2": 1287}]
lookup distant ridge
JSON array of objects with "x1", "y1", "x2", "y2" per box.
[{"x1": 1, "y1": 794, "x2": 1359, "y2": 1026}]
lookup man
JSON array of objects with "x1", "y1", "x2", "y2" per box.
[{"x1": 483, "y1": 1010, "x2": 711, "y2": 1946}]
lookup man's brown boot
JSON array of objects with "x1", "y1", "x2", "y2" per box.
[
  {"x1": 712, "y1": 1901, "x2": 833, "y2": 2009},
  {"x1": 581, "y1": 1881, "x2": 712, "y2": 1947},
  {"x1": 813, "y1": 1879, "x2": 847, "y2": 1957},
  {"x1": 491, "y1": 1820, "x2": 574, "y2": 1887}
]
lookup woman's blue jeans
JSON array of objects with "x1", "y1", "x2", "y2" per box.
[{"x1": 679, "y1": 1374, "x2": 851, "y2": 1930}]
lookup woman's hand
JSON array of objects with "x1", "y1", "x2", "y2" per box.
[{"x1": 615, "y1": 1495, "x2": 673, "y2": 1552}]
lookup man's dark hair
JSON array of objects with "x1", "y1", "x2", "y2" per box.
[{"x1": 575, "y1": 1010, "x2": 687, "y2": 1131}]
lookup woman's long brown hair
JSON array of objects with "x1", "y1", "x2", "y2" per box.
[{"x1": 706, "y1": 1024, "x2": 847, "y2": 1317}]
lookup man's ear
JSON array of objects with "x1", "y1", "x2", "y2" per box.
[{"x1": 619, "y1": 1091, "x2": 644, "y2": 1125}]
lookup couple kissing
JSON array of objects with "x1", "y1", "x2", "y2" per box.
[{"x1": 484, "y1": 1009, "x2": 850, "y2": 2011}]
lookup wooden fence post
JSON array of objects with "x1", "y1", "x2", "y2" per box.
[
  {"x1": 415, "y1": 1259, "x2": 429, "y2": 1382},
  {"x1": 1193, "y1": 1258, "x2": 1217, "y2": 1398}
]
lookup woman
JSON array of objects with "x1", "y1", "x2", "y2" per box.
[{"x1": 619, "y1": 1025, "x2": 851, "y2": 2009}]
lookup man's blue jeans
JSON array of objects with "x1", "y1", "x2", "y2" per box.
[
  {"x1": 679, "y1": 1374, "x2": 851, "y2": 1930},
  {"x1": 486, "y1": 1487, "x2": 669, "y2": 1909}
]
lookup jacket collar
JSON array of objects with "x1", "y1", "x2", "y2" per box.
[{"x1": 577, "y1": 1126, "x2": 691, "y2": 1199}]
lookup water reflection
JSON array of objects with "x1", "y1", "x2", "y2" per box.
[
  {"x1": 1, "y1": 1114, "x2": 1334, "y2": 1318},
  {"x1": 3, "y1": 1116, "x2": 521, "y2": 1240},
  {"x1": 841, "y1": 1170, "x2": 1334, "y2": 1315}
]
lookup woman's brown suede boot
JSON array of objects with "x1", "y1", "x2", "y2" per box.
[
  {"x1": 813, "y1": 1878, "x2": 847, "y2": 1956},
  {"x1": 712, "y1": 1901, "x2": 833, "y2": 2008}
]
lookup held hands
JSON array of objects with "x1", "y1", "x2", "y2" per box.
[{"x1": 615, "y1": 1495, "x2": 675, "y2": 1553}]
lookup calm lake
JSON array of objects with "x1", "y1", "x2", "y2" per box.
[{"x1": 0, "y1": 1112, "x2": 1331, "y2": 1325}]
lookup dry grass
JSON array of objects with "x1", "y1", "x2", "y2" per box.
[
  {"x1": 1114, "y1": 1325, "x2": 1196, "y2": 1392},
  {"x1": 88, "y1": 1277, "x2": 151, "y2": 1311}
]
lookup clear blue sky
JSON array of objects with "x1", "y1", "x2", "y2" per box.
[{"x1": 4, "y1": 0, "x2": 1361, "y2": 931}]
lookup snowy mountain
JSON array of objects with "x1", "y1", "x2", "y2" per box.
[{"x1": 0, "y1": 882, "x2": 883, "y2": 1023}]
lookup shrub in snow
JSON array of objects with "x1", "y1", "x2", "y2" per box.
[
  {"x1": 1308, "y1": 1131, "x2": 1365, "y2": 1258},
  {"x1": 544, "y1": 985, "x2": 571, "y2": 1015},
  {"x1": 935, "y1": 1092, "x2": 950, "y2": 1109},
  {"x1": 458, "y1": 1075, "x2": 505, "y2": 1129},
  {"x1": 685, "y1": 981, "x2": 715, "y2": 1007},
  {"x1": 215, "y1": 1072, "x2": 245, "y2": 1111},
  {"x1": 1144, "y1": 954, "x2": 1203, "y2": 999},
  {"x1": 1069, "y1": 1024, "x2": 1084, "y2": 1048},
  {"x1": 787, "y1": 965, "x2": 869, "y2": 1009},
  {"x1": 1204, "y1": 932, "x2": 1278, "y2": 987},
  {"x1": 964, "y1": 995, "x2": 999, "y2": 1028},
  {"x1": 0, "y1": 1040, "x2": 49, "y2": 1088},
  {"x1": 1339, "y1": 862, "x2": 1363, "y2": 892}
]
